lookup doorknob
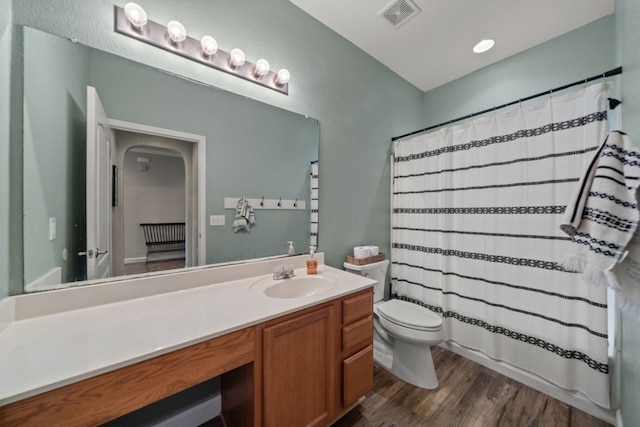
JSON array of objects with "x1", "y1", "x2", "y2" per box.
[
  {"x1": 78, "y1": 249, "x2": 94, "y2": 258},
  {"x1": 77, "y1": 249, "x2": 108, "y2": 258}
]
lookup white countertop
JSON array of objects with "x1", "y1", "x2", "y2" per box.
[{"x1": 0, "y1": 258, "x2": 375, "y2": 406}]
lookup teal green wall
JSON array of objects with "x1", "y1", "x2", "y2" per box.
[
  {"x1": 12, "y1": 0, "x2": 425, "y2": 272},
  {"x1": 7, "y1": 7, "x2": 23, "y2": 296},
  {"x1": 615, "y1": 0, "x2": 640, "y2": 424},
  {"x1": 0, "y1": 0, "x2": 10, "y2": 300},
  {"x1": 22, "y1": 26, "x2": 90, "y2": 285},
  {"x1": 423, "y1": 16, "x2": 616, "y2": 127}
]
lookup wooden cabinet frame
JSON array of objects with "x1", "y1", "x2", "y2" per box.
[
  {"x1": 0, "y1": 328, "x2": 255, "y2": 426},
  {"x1": 0, "y1": 289, "x2": 374, "y2": 427}
]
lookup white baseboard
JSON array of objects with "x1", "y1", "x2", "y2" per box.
[
  {"x1": 124, "y1": 257, "x2": 147, "y2": 265},
  {"x1": 0, "y1": 297, "x2": 15, "y2": 334},
  {"x1": 153, "y1": 394, "x2": 220, "y2": 427},
  {"x1": 24, "y1": 267, "x2": 62, "y2": 292},
  {"x1": 440, "y1": 341, "x2": 616, "y2": 425}
]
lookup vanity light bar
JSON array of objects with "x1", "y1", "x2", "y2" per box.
[{"x1": 114, "y1": 5, "x2": 289, "y2": 95}]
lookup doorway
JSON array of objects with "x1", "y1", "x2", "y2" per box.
[
  {"x1": 122, "y1": 147, "x2": 186, "y2": 275},
  {"x1": 109, "y1": 120, "x2": 206, "y2": 277}
]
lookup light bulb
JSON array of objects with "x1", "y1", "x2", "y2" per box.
[
  {"x1": 473, "y1": 39, "x2": 495, "y2": 53},
  {"x1": 167, "y1": 20, "x2": 187, "y2": 44},
  {"x1": 229, "y1": 48, "x2": 246, "y2": 68},
  {"x1": 254, "y1": 59, "x2": 270, "y2": 78},
  {"x1": 275, "y1": 69, "x2": 290, "y2": 86},
  {"x1": 124, "y1": 3, "x2": 147, "y2": 30},
  {"x1": 201, "y1": 36, "x2": 218, "y2": 56}
]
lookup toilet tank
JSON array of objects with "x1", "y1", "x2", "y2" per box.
[{"x1": 343, "y1": 259, "x2": 389, "y2": 303}]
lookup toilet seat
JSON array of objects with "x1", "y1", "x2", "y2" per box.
[{"x1": 376, "y1": 299, "x2": 443, "y2": 331}]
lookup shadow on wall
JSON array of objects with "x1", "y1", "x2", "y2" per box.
[{"x1": 66, "y1": 91, "x2": 86, "y2": 283}]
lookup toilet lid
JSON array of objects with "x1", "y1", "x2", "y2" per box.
[{"x1": 377, "y1": 299, "x2": 443, "y2": 330}]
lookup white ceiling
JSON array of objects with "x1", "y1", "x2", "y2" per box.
[{"x1": 289, "y1": 0, "x2": 614, "y2": 92}]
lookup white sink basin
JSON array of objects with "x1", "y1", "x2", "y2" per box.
[{"x1": 251, "y1": 274, "x2": 336, "y2": 299}]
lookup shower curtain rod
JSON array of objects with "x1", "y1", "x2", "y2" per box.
[{"x1": 391, "y1": 66, "x2": 623, "y2": 142}]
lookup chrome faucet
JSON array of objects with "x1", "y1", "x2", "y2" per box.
[{"x1": 273, "y1": 265, "x2": 295, "y2": 280}]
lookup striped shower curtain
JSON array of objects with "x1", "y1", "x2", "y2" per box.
[
  {"x1": 310, "y1": 161, "x2": 319, "y2": 248},
  {"x1": 391, "y1": 83, "x2": 611, "y2": 407}
]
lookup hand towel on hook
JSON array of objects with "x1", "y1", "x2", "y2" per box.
[{"x1": 233, "y1": 196, "x2": 255, "y2": 232}]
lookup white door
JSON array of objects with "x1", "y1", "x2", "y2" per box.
[{"x1": 85, "y1": 86, "x2": 112, "y2": 280}]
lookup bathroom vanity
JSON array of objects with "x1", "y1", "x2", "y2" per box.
[{"x1": 0, "y1": 255, "x2": 375, "y2": 426}]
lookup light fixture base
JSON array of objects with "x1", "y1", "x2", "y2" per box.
[{"x1": 114, "y1": 6, "x2": 288, "y2": 95}]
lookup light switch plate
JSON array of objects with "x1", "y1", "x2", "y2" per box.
[
  {"x1": 49, "y1": 217, "x2": 57, "y2": 240},
  {"x1": 209, "y1": 215, "x2": 225, "y2": 226}
]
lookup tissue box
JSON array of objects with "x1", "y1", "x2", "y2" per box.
[{"x1": 346, "y1": 252, "x2": 386, "y2": 266}]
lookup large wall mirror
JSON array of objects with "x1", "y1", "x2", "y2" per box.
[{"x1": 20, "y1": 25, "x2": 319, "y2": 294}]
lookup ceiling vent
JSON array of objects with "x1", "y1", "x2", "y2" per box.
[{"x1": 379, "y1": 0, "x2": 421, "y2": 29}]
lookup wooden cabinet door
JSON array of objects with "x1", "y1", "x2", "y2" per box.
[{"x1": 263, "y1": 306, "x2": 335, "y2": 427}]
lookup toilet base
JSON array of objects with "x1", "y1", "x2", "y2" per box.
[
  {"x1": 392, "y1": 339, "x2": 439, "y2": 389},
  {"x1": 373, "y1": 335, "x2": 439, "y2": 390},
  {"x1": 373, "y1": 339, "x2": 393, "y2": 370}
]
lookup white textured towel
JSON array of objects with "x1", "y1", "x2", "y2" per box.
[
  {"x1": 607, "y1": 232, "x2": 640, "y2": 315},
  {"x1": 560, "y1": 131, "x2": 640, "y2": 295},
  {"x1": 233, "y1": 196, "x2": 255, "y2": 232}
]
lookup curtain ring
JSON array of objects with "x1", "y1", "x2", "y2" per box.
[
  {"x1": 278, "y1": 197, "x2": 282, "y2": 207},
  {"x1": 294, "y1": 198, "x2": 298, "y2": 208},
  {"x1": 260, "y1": 196, "x2": 264, "y2": 207}
]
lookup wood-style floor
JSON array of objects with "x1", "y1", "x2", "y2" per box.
[
  {"x1": 201, "y1": 347, "x2": 611, "y2": 427},
  {"x1": 123, "y1": 258, "x2": 185, "y2": 275},
  {"x1": 332, "y1": 347, "x2": 611, "y2": 427}
]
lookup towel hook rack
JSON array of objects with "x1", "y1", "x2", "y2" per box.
[{"x1": 224, "y1": 197, "x2": 306, "y2": 211}]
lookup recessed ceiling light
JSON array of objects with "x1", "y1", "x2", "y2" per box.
[{"x1": 473, "y1": 39, "x2": 495, "y2": 53}]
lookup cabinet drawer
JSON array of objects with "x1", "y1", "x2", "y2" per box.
[
  {"x1": 342, "y1": 291, "x2": 373, "y2": 325},
  {"x1": 342, "y1": 315, "x2": 372, "y2": 355},
  {"x1": 342, "y1": 345, "x2": 373, "y2": 408}
]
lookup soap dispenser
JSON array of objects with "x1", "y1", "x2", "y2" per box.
[
  {"x1": 287, "y1": 241, "x2": 295, "y2": 256},
  {"x1": 307, "y1": 246, "x2": 318, "y2": 274}
]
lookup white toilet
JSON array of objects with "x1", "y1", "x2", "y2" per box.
[{"x1": 344, "y1": 259, "x2": 444, "y2": 389}]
